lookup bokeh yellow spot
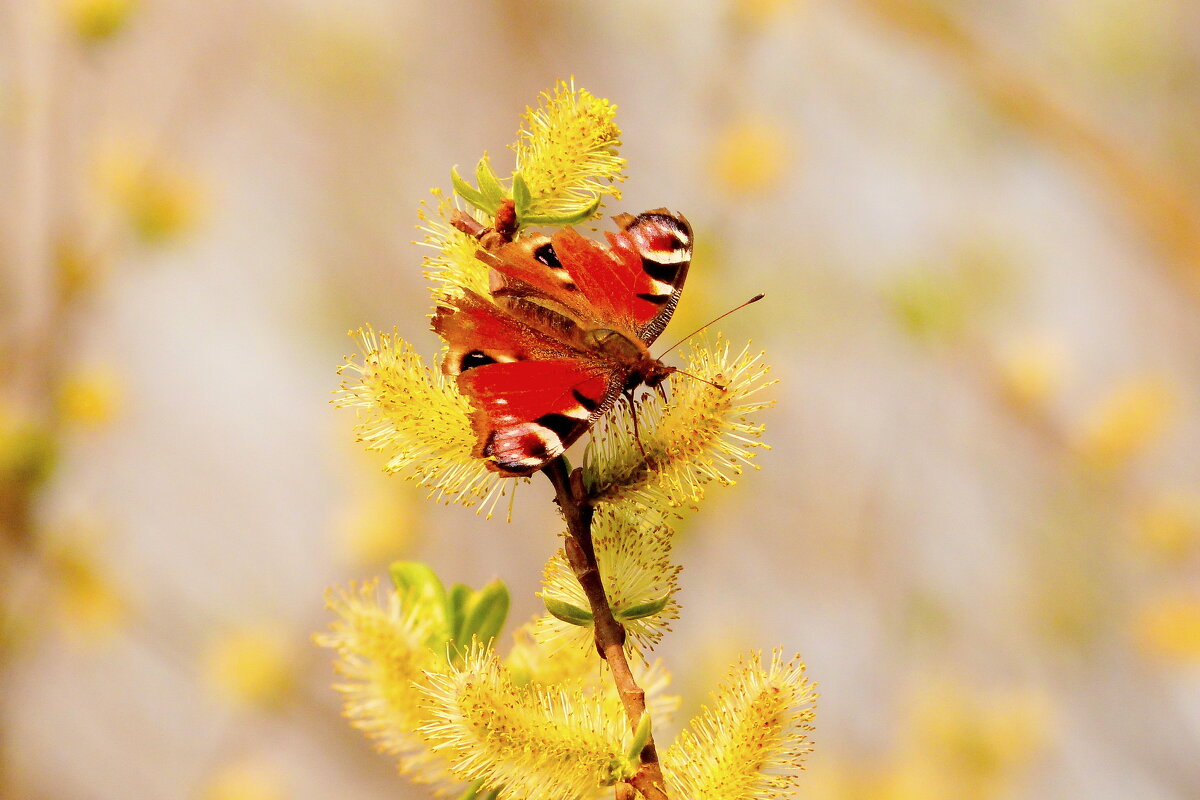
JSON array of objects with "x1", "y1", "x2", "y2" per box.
[
  {"x1": 1133, "y1": 492, "x2": 1200, "y2": 560},
  {"x1": 58, "y1": 368, "x2": 122, "y2": 428},
  {"x1": 710, "y1": 119, "x2": 793, "y2": 196},
  {"x1": 275, "y1": 16, "x2": 399, "y2": 107},
  {"x1": 733, "y1": 0, "x2": 800, "y2": 28},
  {"x1": 45, "y1": 530, "x2": 128, "y2": 643},
  {"x1": 205, "y1": 627, "x2": 296, "y2": 711},
  {"x1": 908, "y1": 680, "x2": 1053, "y2": 790},
  {"x1": 202, "y1": 759, "x2": 286, "y2": 800},
  {"x1": 55, "y1": 236, "x2": 109, "y2": 300},
  {"x1": 1076, "y1": 375, "x2": 1175, "y2": 469},
  {"x1": 1134, "y1": 592, "x2": 1200, "y2": 663},
  {"x1": 94, "y1": 141, "x2": 206, "y2": 243},
  {"x1": 995, "y1": 335, "x2": 1067, "y2": 411},
  {"x1": 336, "y1": 482, "x2": 414, "y2": 566},
  {"x1": 1059, "y1": 0, "x2": 1174, "y2": 81},
  {"x1": 60, "y1": 0, "x2": 137, "y2": 42},
  {"x1": 0, "y1": 405, "x2": 57, "y2": 488},
  {"x1": 888, "y1": 271, "x2": 970, "y2": 341}
]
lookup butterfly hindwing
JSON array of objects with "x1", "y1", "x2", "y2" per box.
[{"x1": 457, "y1": 359, "x2": 615, "y2": 476}]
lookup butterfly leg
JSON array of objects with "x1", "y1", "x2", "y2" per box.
[{"x1": 624, "y1": 388, "x2": 649, "y2": 462}]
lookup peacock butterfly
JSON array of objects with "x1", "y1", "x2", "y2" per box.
[{"x1": 432, "y1": 209, "x2": 693, "y2": 476}]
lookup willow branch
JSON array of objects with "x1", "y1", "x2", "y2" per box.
[
  {"x1": 849, "y1": 0, "x2": 1200, "y2": 303},
  {"x1": 543, "y1": 457, "x2": 669, "y2": 800}
]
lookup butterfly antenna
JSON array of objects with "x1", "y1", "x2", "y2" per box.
[{"x1": 656, "y1": 293, "x2": 765, "y2": 357}]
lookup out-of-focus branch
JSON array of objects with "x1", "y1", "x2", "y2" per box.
[{"x1": 849, "y1": 0, "x2": 1200, "y2": 302}]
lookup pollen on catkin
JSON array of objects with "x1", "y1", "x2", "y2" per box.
[
  {"x1": 506, "y1": 620, "x2": 682, "y2": 730},
  {"x1": 513, "y1": 79, "x2": 626, "y2": 220},
  {"x1": 316, "y1": 580, "x2": 456, "y2": 790},
  {"x1": 585, "y1": 334, "x2": 776, "y2": 513},
  {"x1": 418, "y1": 190, "x2": 490, "y2": 299},
  {"x1": 535, "y1": 504, "x2": 681, "y2": 659},
  {"x1": 663, "y1": 650, "x2": 816, "y2": 800},
  {"x1": 336, "y1": 326, "x2": 508, "y2": 517},
  {"x1": 419, "y1": 644, "x2": 631, "y2": 800}
]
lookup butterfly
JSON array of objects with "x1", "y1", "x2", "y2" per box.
[{"x1": 432, "y1": 209, "x2": 693, "y2": 476}]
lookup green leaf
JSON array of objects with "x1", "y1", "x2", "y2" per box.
[
  {"x1": 390, "y1": 561, "x2": 445, "y2": 602},
  {"x1": 520, "y1": 195, "x2": 602, "y2": 226},
  {"x1": 456, "y1": 778, "x2": 486, "y2": 800},
  {"x1": 511, "y1": 172, "x2": 533, "y2": 219},
  {"x1": 625, "y1": 712, "x2": 652, "y2": 761},
  {"x1": 451, "y1": 165, "x2": 498, "y2": 216},
  {"x1": 446, "y1": 583, "x2": 472, "y2": 657},
  {"x1": 462, "y1": 579, "x2": 510, "y2": 648},
  {"x1": 475, "y1": 154, "x2": 507, "y2": 207},
  {"x1": 616, "y1": 594, "x2": 670, "y2": 621},
  {"x1": 390, "y1": 561, "x2": 448, "y2": 627},
  {"x1": 391, "y1": 561, "x2": 455, "y2": 653},
  {"x1": 543, "y1": 596, "x2": 594, "y2": 626}
]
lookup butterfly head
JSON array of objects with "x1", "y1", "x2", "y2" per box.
[{"x1": 584, "y1": 327, "x2": 676, "y2": 391}]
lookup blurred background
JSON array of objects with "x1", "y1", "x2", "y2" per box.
[{"x1": 2, "y1": 0, "x2": 1199, "y2": 798}]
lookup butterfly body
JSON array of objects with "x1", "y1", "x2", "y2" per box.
[{"x1": 432, "y1": 209, "x2": 693, "y2": 476}]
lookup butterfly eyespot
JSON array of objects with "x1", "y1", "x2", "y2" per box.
[
  {"x1": 649, "y1": 233, "x2": 685, "y2": 252},
  {"x1": 533, "y1": 242, "x2": 562, "y2": 269},
  {"x1": 521, "y1": 434, "x2": 550, "y2": 460},
  {"x1": 459, "y1": 350, "x2": 497, "y2": 371}
]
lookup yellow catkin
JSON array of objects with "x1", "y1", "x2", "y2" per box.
[
  {"x1": 585, "y1": 335, "x2": 776, "y2": 512},
  {"x1": 420, "y1": 644, "x2": 629, "y2": 800},
  {"x1": 336, "y1": 327, "x2": 509, "y2": 517},
  {"x1": 513, "y1": 79, "x2": 626, "y2": 218},
  {"x1": 664, "y1": 650, "x2": 816, "y2": 800},
  {"x1": 317, "y1": 580, "x2": 459, "y2": 790},
  {"x1": 418, "y1": 191, "x2": 491, "y2": 299}
]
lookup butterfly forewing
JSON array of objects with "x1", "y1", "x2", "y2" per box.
[{"x1": 609, "y1": 209, "x2": 693, "y2": 344}]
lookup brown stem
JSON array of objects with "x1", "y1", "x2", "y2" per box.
[
  {"x1": 542, "y1": 457, "x2": 669, "y2": 800},
  {"x1": 450, "y1": 199, "x2": 518, "y2": 252}
]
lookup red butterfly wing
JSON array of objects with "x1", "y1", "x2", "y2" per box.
[
  {"x1": 458, "y1": 359, "x2": 614, "y2": 476},
  {"x1": 433, "y1": 290, "x2": 621, "y2": 476},
  {"x1": 474, "y1": 234, "x2": 589, "y2": 319},
  {"x1": 561, "y1": 209, "x2": 693, "y2": 344},
  {"x1": 484, "y1": 210, "x2": 693, "y2": 345}
]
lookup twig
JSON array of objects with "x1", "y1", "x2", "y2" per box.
[
  {"x1": 849, "y1": 0, "x2": 1200, "y2": 304},
  {"x1": 543, "y1": 457, "x2": 669, "y2": 800}
]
